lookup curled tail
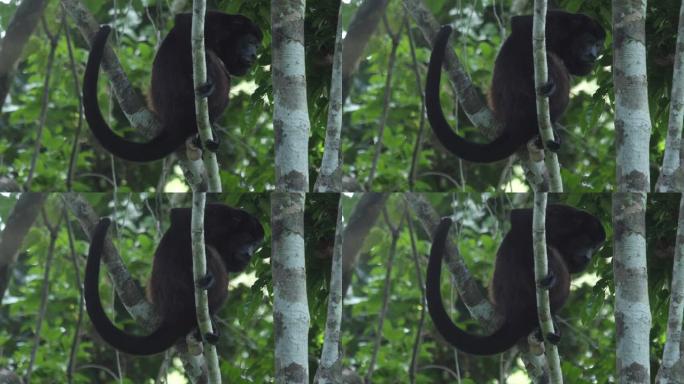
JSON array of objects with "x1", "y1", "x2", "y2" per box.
[
  {"x1": 426, "y1": 217, "x2": 524, "y2": 355},
  {"x1": 84, "y1": 218, "x2": 181, "y2": 355},
  {"x1": 82, "y1": 26, "x2": 184, "y2": 162},
  {"x1": 425, "y1": 26, "x2": 522, "y2": 163}
]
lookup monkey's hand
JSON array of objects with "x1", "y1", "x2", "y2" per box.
[
  {"x1": 202, "y1": 317, "x2": 221, "y2": 344},
  {"x1": 534, "y1": 136, "x2": 561, "y2": 152},
  {"x1": 191, "y1": 134, "x2": 220, "y2": 153},
  {"x1": 534, "y1": 327, "x2": 561, "y2": 345},
  {"x1": 545, "y1": 139, "x2": 561, "y2": 152},
  {"x1": 197, "y1": 271, "x2": 215, "y2": 290},
  {"x1": 538, "y1": 272, "x2": 557, "y2": 289},
  {"x1": 546, "y1": 331, "x2": 561, "y2": 345},
  {"x1": 204, "y1": 127, "x2": 221, "y2": 152},
  {"x1": 197, "y1": 78, "x2": 215, "y2": 98},
  {"x1": 204, "y1": 331, "x2": 220, "y2": 345},
  {"x1": 537, "y1": 80, "x2": 556, "y2": 97}
]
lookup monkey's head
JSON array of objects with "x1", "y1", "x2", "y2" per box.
[
  {"x1": 174, "y1": 12, "x2": 263, "y2": 77},
  {"x1": 510, "y1": 204, "x2": 606, "y2": 273},
  {"x1": 511, "y1": 11, "x2": 605, "y2": 76},
  {"x1": 545, "y1": 204, "x2": 606, "y2": 273},
  {"x1": 204, "y1": 204, "x2": 265, "y2": 272},
  {"x1": 206, "y1": 12, "x2": 263, "y2": 77},
  {"x1": 170, "y1": 204, "x2": 265, "y2": 273}
]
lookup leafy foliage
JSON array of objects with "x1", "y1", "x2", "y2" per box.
[
  {"x1": 342, "y1": 0, "x2": 616, "y2": 191},
  {"x1": 0, "y1": 0, "x2": 334, "y2": 192},
  {"x1": 0, "y1": 192, "x2": 341, "y2": 381},
  {"x1": 341, "y1": 193, "x2": 615, "y2": 382}
]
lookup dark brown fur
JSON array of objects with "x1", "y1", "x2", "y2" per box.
[
  {"x1": 425, "y1": 11, "x2": 605, "y2": 163},
  {"x1": 83, "y1": 12, "x2": 262, "y2": 162},
  {"x1": 84, "y1": 204, "x2": 264, "y2": 355},
  {"x1": 426, "y1": 204, "x2": 605, "y2": 355}
]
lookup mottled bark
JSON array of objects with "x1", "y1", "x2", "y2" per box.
[
  {"x1": 532, "y1": 193, "x2": 562, "y2": 383},
  {"x1": 190, "y1": 193, "x2": 220, "y2": 381},
  {"x1": 272, "y1": 0, "x2": 310, "y2": 192},
  {"x1": 613, "y1": 193, "x2": 651, "y2": 382},
  {"x1": 190, "y1": 3, "x2": 221, "y2": 192},
  {"x1": 272, "y1": 192, "x2": 309, "y2": 383},
  {"x1": 613, "y1": 2, "x2": 652, "y2": 191},
  {"x1": 531, "y1": 1, "x2": 562, "y2": 191}
]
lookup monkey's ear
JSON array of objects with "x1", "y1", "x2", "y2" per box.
[{"x1": 510, "y1": 15, "x2": 532, "y2": 34}]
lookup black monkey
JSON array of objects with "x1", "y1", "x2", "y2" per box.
[
  {"x1": 83, "y1": 12, "x2": 262, "y2": 162},
  {"x1": 425, "y1": 11, "x2": 605, "y2": 163},
  {"x1": 426, "y1": 204, "x2": 605, "y2": 355},
  {"x1": 84, "y1": 204, "x2": 265, "y2": 355}
]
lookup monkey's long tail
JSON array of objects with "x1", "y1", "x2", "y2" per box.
[
  {"x1": 82, "y1": 26, "x2": 185, "y2": 162},
  {"x1": 425, "y1": 26, "x2": 523, "y2": 163},
  {"x1": 426, "y1": 217, "x2": 527, "y2": 355},
  {"x1": 84, "y1": 218, "x2": 183, "y2": 355}
]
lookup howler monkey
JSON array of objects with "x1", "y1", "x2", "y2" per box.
[
  {"x1": 426, "y1": 11, "x2": 605, "y2": 163},
  {"x1": 84, "y1": 204, "x2": 265, "y2": 355},
  {"x1": 83, "y1": 12, "x2": 262, "y2": 162},
  {"x1": 426, "y1": 204, "x2": 605, "y2": 355}
]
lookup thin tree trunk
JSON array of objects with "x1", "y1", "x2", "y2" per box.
[
  {"x1": 531, "y1": 193, "x2": 562, "y2": 383},
  {"x1": 314, "y1": 197, "x2": 344, "y2": 383},
  {"x1": 272, "y1": 192, "x2": 309, "y2": 383},
  {"x1": 342, "y1": 0, "x2": 389, "y2": 101},
  {"x1": 613, "y1": 193, "x2": 651, "y2": 381},
  {"x1": 272, "y1": 0, "x2": 310, "y2": 192},
  {"x1": 612, "y1": 1, "x2": 652, "y2": 191},
  {"x1": 656, "y1": 194, "x2": 684, "y2": 383},
  {"x1": 342, "y1": 193, "x2": 388, "y2": 294},
  {"x1": 0, "y1": 0, "x2": 48, "y2": 108},
  {"x1": 190, "y1": 192, "x2": 221, "y2": 381},
  {"x1": 190, "y1": 2, "x2": 221, "y2": 192},
  {"x1": 0, "y1": 193, "x2": 45, "y2": 300},
  {"x1": 531, "y1": 1, "x2": 562, "y2": 191},
  {"x1": 314, "y1": 3, "x2": 343, "y2": 192},
  {"x1": 655, "y1": 0, "x2": 684, "y2": 192}
]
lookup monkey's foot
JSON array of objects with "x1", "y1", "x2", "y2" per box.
[
  {"x1": 538, "y1": 272, "x2": 556, "y2": 289},
  {"x1": 197, "y1": 80, "x2": 215, "y2": 98},
  {"x1": 537, "y1": 81, "x2": 556, "y2": 97},
  {"x1": 197, "y1": 272, "x2": 215, "y2": 290}
]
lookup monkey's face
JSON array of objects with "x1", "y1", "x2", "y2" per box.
[
  {"x1": 227, "y1": 33, "x2": 261, "y2": 76},
  {"x1": 565, "y1": 31, "x2": 605, "y2": 75},
  {"x1": 550, "y1": 12, "x2": 606, "y2": 76},
  {"x1": 205, "y1": 14, "x2": 263, "y2": 77},
  {"x1": 546, "y1": 205, "x2": 606, "y2": 273},
  {"x1": 204, "y1": 204, "x2": 265, "y2": 273}
]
